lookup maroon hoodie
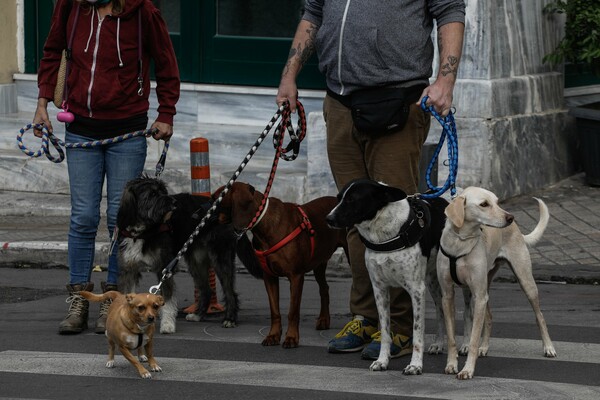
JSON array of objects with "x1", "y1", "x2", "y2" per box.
[{"x1": 37, "y1": 0, "x2": 180, "y2": 125}]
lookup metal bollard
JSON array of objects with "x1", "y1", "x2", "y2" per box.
[{"x1": 184, "y1": 138, "x2": 224, "y2": 315}]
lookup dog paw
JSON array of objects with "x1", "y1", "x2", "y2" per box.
[
  {"x1": 150, "y1": 365, "x2": 162, "y2": 372},
  {"x1": 444, "y1": 364, "x2": 458, "y2": 374},
  {"x1": 261, "y1": 335, "x2": 280, "y2": 346},
  {"x1": 458, "y1": 345, "x2": 469, "y2": 356},
  {"x1": 428, "y1": 343, "x2": 444, "y2": 355},
  {"x1": 544, "y1": 346, "x2": 557, "y2": 358},
  {"x1": 478, "y1": 347, "x2": 489, "y2": 357},
  {"x1": 106, "y1": 360, "x2": 115, "y2": 368},
  {"x1": 221, "y1": 320, "x2": 237, "y2": 328},
  {"x1": 159, "y1": 320, "x2": 176, "y2": 334},
  {"x1": 457, "y1": 368, "x2": 474, "y2": 380},
  {"x1": 282, "y1": 337, "x2": 299, "y2": 348},
  {"x1": 403, "y1": 364, "x2": 423, "y2": 375},
  {"x1": 369, "y1": 360, "x2": 388, "y2": 372},
  {"x1": 139, "y1": 355, "x2": 148, "y2": 363},
  {"x1": 315, "y1": 318, "x2": 330, "y2": 331},
  {"x1": 185, "y1": 313, "x2": 202, "y2": 322},
  {"x1": 140, "y1": 370, "x2": 152, "y2": 379}
]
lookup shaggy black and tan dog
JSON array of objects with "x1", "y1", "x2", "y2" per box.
[{"x1": 116, "y1": 175, "x2": 261, "y2": 333}]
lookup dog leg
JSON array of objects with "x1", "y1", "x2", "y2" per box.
[
  {"x1": 159, "y1": 296, "x2": 178, "y2": 334},
  {"x1": 157, "y1": 274, "x2": 177, "y2": 334},
  {"x1": 143, "y1": 340, "x2": 162, "y2": 373},
  {"x1": 426, "y1": 259, "x2": 445, "y2": 355},
  {"x1": 458, "y1": 291, "x2": 488, "y2": 380},
  {"x1": 120, "y1": 345, "x2": 152, "y2": 379},
  {"x1": 262, "y1": 275, "x2": 282, "y2": 346},
  {"x1": 511, "y1": 260, "x2": 557, "y2": 357},
  {"x1": 403, "y1": 281, "x2": 426, "y2": 375},
  {"x1": 283, "y1": 274, "x2": 305, "y2": 348},
  {"x1": 213, "y1": 251, "x2": 239, "y2": 328},
  {"x1": 441, "y1": 285, "x2": 459, "y2": 375},
  {"x1": 479, "y1": 303, "x2": 492, "y2": 356},
  {"x1": 313, "y1": 262, "x2": 330, "y2": 330},
  {"x1": 185, "y1": 260, "x2": 211, "y2": 323},
  {"x1": 370, "y1": 283, "x2": 390, "y2": 372},
  {"x1": 459, "y1": 286, "x2": 472, "y2": 356},
  {"x1": 137, "y1": 347, "x2": 148, "y2": 363},
  {"x1": 106, "y1": 337, "x2": 116, "y2": 368}
]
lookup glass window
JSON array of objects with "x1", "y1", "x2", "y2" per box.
[{"x1": 217, "y1": 0, "x2": 304, "y2": 38}]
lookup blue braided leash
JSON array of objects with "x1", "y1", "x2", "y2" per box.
[
  {"x1": 17, "y1": 124, "x2": 169, "y2": 177},
  {"x1": 419, "y1": 96, "x2": 459, "y2": 199}
]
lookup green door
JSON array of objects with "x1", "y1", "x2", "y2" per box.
[{"x1": 197, "y1": 0, "x2": 325, "y2": 88}]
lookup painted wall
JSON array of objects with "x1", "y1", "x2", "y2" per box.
[{"x1": 0, "y1": 0, "x2": 20, "y2": 83}]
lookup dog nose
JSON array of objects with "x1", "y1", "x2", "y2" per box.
[
  {"x1": 148, "y1": 315, "x2": 155, "y2": 322},
  {"x1": 506, "y1": 214, "x2": 514, "y2": 224},
  {"x1": 325, "y1": 213, "x2": 335, "y2": 226}
]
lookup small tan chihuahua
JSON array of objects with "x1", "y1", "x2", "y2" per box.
[{"x1": 80, "y1": 290, "x2": 164, "y2": 379}]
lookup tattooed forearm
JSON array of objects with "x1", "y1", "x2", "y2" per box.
[
  {"x1": 441, "y1": 55, "x2": 459, "y2": 77},
  {"x1": 282, "y1": 23, "x2": 318, "y2": 77}
]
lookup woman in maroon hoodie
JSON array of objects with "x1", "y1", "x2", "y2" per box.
[{"x1": 33, "y1": 0, "x2": 180, "y2": 335}]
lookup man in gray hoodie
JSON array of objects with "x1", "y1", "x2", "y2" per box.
[{"x1": 277, "y1": 0, "x2": 465, "y2": 359}]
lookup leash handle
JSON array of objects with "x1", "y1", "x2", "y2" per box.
[
  {"x1": 419, "y1": 96, "x2": 459, "y2": 199},
  {"x1": 17, "y1": 125, "x2": 166, "y2": 176}
]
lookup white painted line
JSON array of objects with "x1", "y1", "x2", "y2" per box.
[
  {"x1": 157, "y1": 327, "x2": 600, "y2": 365},
  {"x1": 0, "y1": 350, "x2": 598, "y2": 400},
  {"x1": 0, "y1": 241, "x2": 109, "y2": 251}
]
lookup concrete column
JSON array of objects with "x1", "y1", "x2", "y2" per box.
[{"x1": 442, "y1": 0, "x2": 577, "y2": 198}]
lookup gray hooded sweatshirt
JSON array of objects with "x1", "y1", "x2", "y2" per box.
[{"x1": 303, "y1": 0, "x2": 466, "y2": 95}]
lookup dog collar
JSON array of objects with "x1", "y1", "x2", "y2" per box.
[{"x1": 359, "y1": 197, "x2": 430, "y2": 252}]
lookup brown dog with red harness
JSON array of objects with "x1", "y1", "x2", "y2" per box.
[{"x1": 214, "y1": 182, "x2": 348, "y2": 348}]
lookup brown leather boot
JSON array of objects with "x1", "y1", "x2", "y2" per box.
[
  {"x1": 95, "y1": 281, "x2": 118, "y2": 334},
  {"x1": 58, "y1": 282, "x2": 94, "y2": 334}
]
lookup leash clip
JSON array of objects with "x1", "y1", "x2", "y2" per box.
[{"x1": 149, "y1": 282, "x2": 162, "y2": 295}]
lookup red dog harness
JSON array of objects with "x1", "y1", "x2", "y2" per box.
[{"x1": 254, "y1": 205, "x2": 315, "y2": 277}]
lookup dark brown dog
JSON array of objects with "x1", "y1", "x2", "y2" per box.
[
  {"x1": 214, "y1": 182, "x2": 348, "y2": 348},
  {"x1": 80, "y1": 291, "x2": 164, "y2": 379}
]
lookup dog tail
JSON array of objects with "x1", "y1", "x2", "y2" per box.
[
  {"x1": 523, "y1": 197, "x2": 549, "y2": 247},
  {"x1": 235, "y1": 233, "x2": 263, "y2": 279},
  {"x1": 79, "y1": 290, "x2": 120, "y2": 303}
]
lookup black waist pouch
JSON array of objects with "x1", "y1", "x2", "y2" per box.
[{"x1": 348, "y1": 85, "x2": 425, "y2": 136}]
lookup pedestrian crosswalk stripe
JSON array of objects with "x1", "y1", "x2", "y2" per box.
[{"x1": 1, "y1": 350, "x2": 598, "y2": 399}]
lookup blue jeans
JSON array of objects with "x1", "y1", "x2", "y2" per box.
[{"x1": 65, "y1": 131, "x2": 147, "y2": 285}]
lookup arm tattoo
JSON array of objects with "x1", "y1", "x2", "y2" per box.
[
  {"x1": 282, "y1": 23, "x2": 318, "y2": 77},
  {"x1": 441, "y1": 55, "x2": 459, "y2": 77},
  {"x1": 438, "y1": 28, "x2": 459, "y2": 77}
]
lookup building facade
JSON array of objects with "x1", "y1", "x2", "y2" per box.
[{"x1": 0, "y1": 0, "x2": 591, "y2": 201}]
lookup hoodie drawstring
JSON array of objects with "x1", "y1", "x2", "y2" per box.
[
  {"x1": 84, "y1": 6, "x2": 95, "y2": 53},
  {"x1": 116, "y1": 18, "x2": 124, "y2": 67}
]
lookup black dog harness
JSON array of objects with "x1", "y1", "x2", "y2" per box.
[
  {"x1": 439, "y1": 246, "x2": 466, "y2": 286},
  {"x1": 359, "y1": 197, "x2": 431, "y2": 252}
]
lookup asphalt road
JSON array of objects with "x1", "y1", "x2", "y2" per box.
[{"x1": 0, "y1": 267, "x2": 599, "y2": 400}]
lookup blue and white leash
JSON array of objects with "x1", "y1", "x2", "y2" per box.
[
  {"x1": 419, "y1": 96, "x2": 459, "y2": 199},
  {"x1": 17, "y1": 124, "x2": 168, "y2": 177}
]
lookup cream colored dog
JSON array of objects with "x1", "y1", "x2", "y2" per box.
[
  {"x1": 437, "y1": 186, "x2": 557, "y2": 380},
  {"x1": 80, "y1": 290, "x2": 164, "y2": 379}
]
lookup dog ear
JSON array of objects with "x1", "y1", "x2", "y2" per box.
[
  {"x1": 445, "y1": 196, "x2": 466, "y2": 228},
  {"x1": 162, "y1": 210, "x2": 173, "y2": 223},
  {"x1": 117, "y1": 185, "x2": 138, "y2": 228},
  {"x1": 384, "y1": 185, "x2": 407, "y2": 202},
  {"x1": 126, "y1": 293, "x2": 136, "y2": 305},
  {"x1": 156, "y1": 295, "x2": 165, "y2": 307}
]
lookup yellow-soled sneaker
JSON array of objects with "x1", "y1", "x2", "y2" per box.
[
  {"x1": 327, "y1": 315, "x2": 378, "y2": 353},
  {"x1": 360, "y1": 331, "x2": 413, "y2": 359}
]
